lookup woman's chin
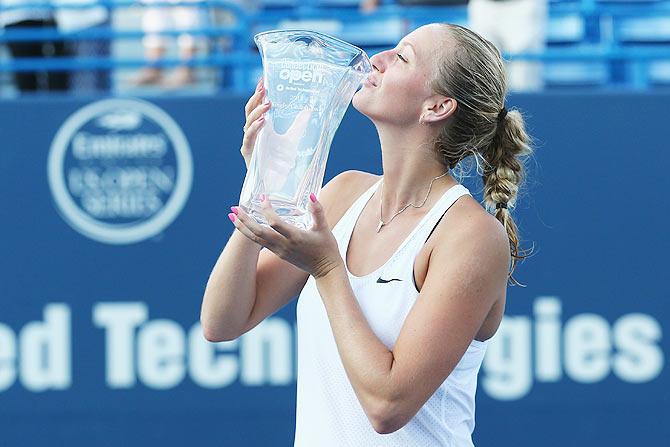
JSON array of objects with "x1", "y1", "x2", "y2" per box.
[
  {"x1": 353, "y1": 93, "x2": 387, "y2": 125},
  {"x1": 352, "y1": 93, "x2": 370, "y2": 115}
]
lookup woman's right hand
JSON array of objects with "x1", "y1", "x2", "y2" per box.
[{"x1": 241, "y1": 77, "x2": 271, "y2": 170}]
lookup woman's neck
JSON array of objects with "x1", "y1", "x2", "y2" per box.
[{"x1": 376, "y1": 123, "x2": 456, "y2": 213}]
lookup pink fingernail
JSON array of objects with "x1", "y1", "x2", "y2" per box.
[
  {"x1": 230, "y1": 206, "x2": 238, "y2": 215},
  {"x1": 310, "y1": 193, "x2": 317, "y2": 203},
  {"x1": 259, "y1": 194, "x2": 266, "y2": 201},
  {"x1": 228, "y1": 213, "x2": 236, "y2": 223}
]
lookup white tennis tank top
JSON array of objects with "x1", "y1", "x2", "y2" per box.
[{"x1": 294, "y1": 177, "x2": 489, "y2": 447}]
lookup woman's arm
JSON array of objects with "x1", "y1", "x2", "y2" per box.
[
  {"x1": 201, "y1": 228, "x2": 316, "y2": 342},
  {"x1": 314, "y1": 212, "x2": 510, "y2": 434},
  {"x1": 201, "y1": 170, "x2": 371, "y2": 342},
  {"x1": 201, "y1": 231, "x2": 264, "y2": 342}
]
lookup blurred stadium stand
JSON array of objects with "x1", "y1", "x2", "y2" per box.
[{"x1": 1, "y1": 0, "x2": 670, "y2": 95}]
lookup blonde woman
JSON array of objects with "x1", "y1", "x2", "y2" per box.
[{"x1": 202, "y1": 23, "x2": 533, "y2": 446}]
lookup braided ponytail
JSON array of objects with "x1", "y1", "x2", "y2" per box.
[
  {"x1": 482, "y1": 109, "x2": 533, "y2": 286},
  {"x1": 433, "y1": 23, "x2": 535, "y2": 286}
]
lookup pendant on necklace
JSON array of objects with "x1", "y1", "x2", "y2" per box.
[{"x1": 376, "y1": 220, "x2": 384, "y2": 233}]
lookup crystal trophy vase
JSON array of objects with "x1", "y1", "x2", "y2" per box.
[{"x1": 238, "y1": 30, "x2": 372, "y2": 230}]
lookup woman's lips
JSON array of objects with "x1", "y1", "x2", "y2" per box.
[{"x1": 364, "y1": 77, "x2": 378, "y2": 87}]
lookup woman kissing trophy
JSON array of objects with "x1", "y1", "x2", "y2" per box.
[{"x1": 238, "y1": 30, "x2": 372, "y2": 230}]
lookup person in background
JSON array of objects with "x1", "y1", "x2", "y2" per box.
[
  {"x1": 54, "y1": 0, "x2": 110, "y2": 93},
  {"x1": 0, "y1": 0, "x2": 70, "y2": 92},
  {"x1": 361, "y1": 0, "x2": 468, "y2": 14},
  {"x1": 133, "y1": 0, "x2": 209, "y2": 88},
  {"x1": 468, "y1": 0, "x2": 547, "y2": 92},
  {"x1": 210, "y1": 0, "x2": 257, "y2": 89}
]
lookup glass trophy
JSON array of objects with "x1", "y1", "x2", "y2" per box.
[{"x1": 238, "y1": 29, "x2": 372, "y2": 230}]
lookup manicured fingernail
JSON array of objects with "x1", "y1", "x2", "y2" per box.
[
  {"x1": 228, "y1": 213, "x2": 236, "y2": 223},
  {"x1": 259, "y1": 194, "x2": 266, "y2": 201},
  {"x1": 310, "y1": 193, "x2": 317, "y2": 203},
  {"x1": 230, "y1": 206, "x2": 238, "y2": 215},
  {"x1": 258, "y1": 116, "x2": 265, "y2": 123}
]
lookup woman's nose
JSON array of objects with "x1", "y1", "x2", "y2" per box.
[{"x1": 370, "y1": 52, "x2": 387, "y2": 73}]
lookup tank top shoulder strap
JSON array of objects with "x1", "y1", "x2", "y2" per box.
[
  {"x1": 332, "y1": 176, "x2": 382, "y2": 236},
  {"x1": 407, "y1": 183, "x2": 472, "y2": 249}
]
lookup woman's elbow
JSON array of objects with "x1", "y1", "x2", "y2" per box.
[
  {"x1": 372, "y1": 419, "x2": 402, "y2": 435},
  {"x1": 200, "y1": 320, "x2": 239, "y2": 343},
  {"x1": 367, "y1": 398, "x2": 409, "y2": 435},
  {"x1": 371, "y1": 414, "x2": 407, "y2": 435}
]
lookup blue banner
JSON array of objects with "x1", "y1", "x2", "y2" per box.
[{"x1": 0, "y1": 93, "x2": 667, "y2": 446}]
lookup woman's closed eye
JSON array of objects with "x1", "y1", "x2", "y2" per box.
[{"x1": 396, "y1": 53, "x2": 408, "y2": 63}]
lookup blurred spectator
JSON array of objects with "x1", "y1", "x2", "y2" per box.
[
  {"x1": 210, "y1": 0, "x2": 257, "y2": 88},
  {"x1": 0, "y1": 0, "x2": 70, "y2": 92},
  {"x1": 133, "y1": 0, "x2": 209, "y2": 88},
  {"x1": 361, "y1": 0, "x2": 468, "y2": 14},
  {"x1": 54, "y1": 0, "x2": 110, "y2": 92},
  {"x1": 468, "y1": 0, "x2": 547, "y2": 91}
]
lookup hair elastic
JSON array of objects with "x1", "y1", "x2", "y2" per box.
[
  {"x1": 497, "y1": 107, "x2": 508, "y2": 123},
  {"x1": 496, "y1": 202, "x2": 508, "y2": 209}
]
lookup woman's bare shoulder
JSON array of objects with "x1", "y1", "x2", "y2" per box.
[
  {"x1": 432, "y1": 195, "x2": 506, "y2": 242},
  {"x1": 429, "y1": 195, "x2": 510, "y2": 267},
  {"x1": 319, "y1": 170, "x2": 380, "y2": 230}
]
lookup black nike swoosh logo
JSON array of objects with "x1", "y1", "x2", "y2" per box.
[{"x1": 376, "y1": 277, "x2": 403, "y2": 283}]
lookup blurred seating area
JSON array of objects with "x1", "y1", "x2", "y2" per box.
[{"x1": 1, "y1": 0, "x2": 670, "y2": 96}]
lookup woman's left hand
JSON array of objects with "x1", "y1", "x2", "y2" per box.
[{"x1": 229, "y1": 193, "x2": 344, "y2": 279}]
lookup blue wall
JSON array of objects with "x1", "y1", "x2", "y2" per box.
[{"x1": 0, "y1": 93, "x2": 667, "y2": 446}]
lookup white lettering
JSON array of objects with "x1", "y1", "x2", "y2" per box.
[
  {"x1": 19, "y1": 304, "x2": 71, "y2": 391},
  {"x1": 138, "y1": 320, "x2": 186, "y2": 389},
  {"x1": 72, "y1": 132, "x2": 167, "y2": 160},
  {"x1": 0, "y1": 298, "x2": 661, "y2": 398},
  {"x1": 189, "y1": 323, "x2": 238, "y2": 388},
  {"x1": 482, "y1": 316, "x2": 532, "y2": 400},
  {"x1": 534, "y1": 296, "x2": 562, "y2": 382},
  {"x1": 93, "y1": 302, "x2": 147, "y2": 388},
  {"x1": 613, "y1": 313, "x2": 664, "y2": 382},
  {"x1": 240, "y1": 319, "x2": 292, "y2": 386},
  {"x1": 278, "y1": 68, "x2": 324, "y2": 85},
  {"x1": 80, "y1": 190, "x2": 163, "y2": 219},
  {"x1": 564, "y1": 314, "x2": 611, "y2": 383},
  {"x1": 483, "y1": 298, "x2": 665, "y2": 400}
]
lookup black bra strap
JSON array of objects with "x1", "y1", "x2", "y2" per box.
[{"x1": 425, "y1": 210, "x2": 448, "y2": 244}]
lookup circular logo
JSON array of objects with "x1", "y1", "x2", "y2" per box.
[{"x1": 47, "y1": 99, "x2": 193, "y2": 244}]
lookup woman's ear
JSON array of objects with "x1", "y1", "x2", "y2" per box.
[{"x1": 421, "y1": 97, "x2": 457, "y2": 124}]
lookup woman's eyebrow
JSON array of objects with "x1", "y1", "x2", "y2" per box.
[{"x1": 400, "y1": 41, "x2": 418, "y2": 58}]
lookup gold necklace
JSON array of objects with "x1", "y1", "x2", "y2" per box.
[{"x1": 377, "y1": 171, "x2": 450, "y2": 233}]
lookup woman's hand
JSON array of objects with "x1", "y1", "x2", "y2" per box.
[
  {"x1": 242, "y1": 76, "x2": 314, "y2": 174},
  {"x1": 241, "y1": 77, "x2": 271, "y2": 170},
  {"x1": 228, "y1": 193, "x2": 343, "y2": 279}
]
